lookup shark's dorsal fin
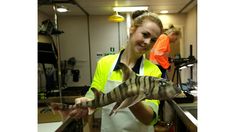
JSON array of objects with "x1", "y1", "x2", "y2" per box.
[{"x1": 118, "y1": 62, "x2": 137, "y2": 82}]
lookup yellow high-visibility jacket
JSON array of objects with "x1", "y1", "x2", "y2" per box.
[{"x1": 86, "y1": 51, "x2": 162, "y2": 125}]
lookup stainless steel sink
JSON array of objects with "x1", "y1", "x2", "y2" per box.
[
  {"x1": 180, "y1": 104, "x2": 197, "y2": 119},
  {"x1": 168, "y1": 100, "x2": 198, "y2": 132}
]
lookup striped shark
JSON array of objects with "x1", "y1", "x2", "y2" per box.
[{"x1": 50, "y1": 63, "x2": 181, "y2": 115}]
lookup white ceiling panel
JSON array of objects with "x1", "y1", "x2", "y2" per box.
[{"x1": 38, "y1": 0, "x2": 197, "y2": 16}]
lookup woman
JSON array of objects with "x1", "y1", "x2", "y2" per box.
[
  {"x1": 66, "y1": 11, "x2": 164, "y2": 132},
  {"x1": 149, "y1": 25, "x2": 181, "y2": 78}
]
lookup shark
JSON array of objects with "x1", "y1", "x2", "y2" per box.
[{"x1": 50, "y1": 62, "x2": 181, "y2": 116}]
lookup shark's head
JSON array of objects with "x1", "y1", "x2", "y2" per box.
[{"x1": 152, "y1": 79, "x2": 181, "y2": 100}]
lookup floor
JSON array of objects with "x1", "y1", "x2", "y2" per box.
[
  {"x1": 38, "y1": 122, "x2": 62, "y2": 132},
  {"x1": 38, "y1": 120, "x2": 100, "y2": 132},
  {"x1": 38, "y1": 106, "x2": 160, "y2": 132},
  {"x1": 38, "y1": 106, "x2": 100, "y2": 132},
  {"x1": 38, "y1": 106, "x2": 64, "y2": 132}
]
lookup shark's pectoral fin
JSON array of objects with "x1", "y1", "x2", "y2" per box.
[
  {"x1": 109, "y1": 102, "x2": 121, "y2": 116},
  {"x1": 109, "y1": 94, "x2": 146, "y2": 116},
  {"x1": 119, "y1": 94, "x2": 146, "y2": 108}
]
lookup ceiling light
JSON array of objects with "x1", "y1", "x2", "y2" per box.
[
  {"x1": 57, "y1": 6, "x2": 69, "y2": 13},
  {"x1": 160, "y1": 10, "x2": 168, "y2": 14},
  {"x1": 113, "y1": 6, "x2": 148, "y2": 12}
]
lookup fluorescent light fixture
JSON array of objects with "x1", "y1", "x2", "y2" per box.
[
  {"x1": 57, "y1": 6, "x2": 69, "y2": 13},
  {"x1": 160, "y1": 10, "x2": 168, "y2": 14},
  {"x1": 179, "y1": 66, "x2": 187, "y2": 70},
  {"x1": 113, "y1": 6, "x2": 148, "y2": 12},
  {"x1": 187, "y1": 64, "x2": 194, "y2": 67}
]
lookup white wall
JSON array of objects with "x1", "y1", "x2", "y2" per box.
[
  {"x1": 89, "y1": 15, "x2": 120, "y2": 77},
  {"x1": 158, "y1": 14, "x2": 186, "y2": 29},
  {"x1": 182, "y1": 6, "x2": 197, "y2": 82},
  {"x1": 38, "y1": 8, "x2": 197, "y2": 86},
  {"x1": 58, "y1": 15, "x2": 90, "y2": 86},
  {"x1": 38, "y1": 11, "x2": 50, "y2": 27}
]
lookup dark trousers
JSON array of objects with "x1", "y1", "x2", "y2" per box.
[{"x1": 157, "y1": 65, "x2": 167, "y2": 78}]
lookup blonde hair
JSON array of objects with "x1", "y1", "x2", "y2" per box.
[
  {"x1": 132, "y1": 11, "x2": 163, "y2": 33},
  {"x1": 120, "y1": 11, "x2": 163, "y2": 50},
  {"x1": 165, "y1": 24, "x2": 181, "y2": 37}
]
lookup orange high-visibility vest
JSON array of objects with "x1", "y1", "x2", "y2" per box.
[{"x1": 149, "y1": 34, "x2": 171, "y2": 69}]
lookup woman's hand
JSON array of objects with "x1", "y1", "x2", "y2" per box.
[
  {"x1": 68, "y1": 97, "x2": 93, "y2": 119},
  {"x1": 50, "y1": 97, "x2": 94, "y2": 121},
  {"x1": 129, "y1": 101, "x2": 155, "y2": 125}
]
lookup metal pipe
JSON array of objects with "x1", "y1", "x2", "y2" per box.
[
  {"x1": 126, "y1": 13, "x2": 131, "y2": 38},
  {"x1": 190, "y1": 45, "x2": 193, "y2": 79},
  {"x1": 118, "y1": 22, "x2": 120, "y2": 51},
  {"x1": 53, "y1": 4, "x2": 63, "y2": 103},
  {"x1": 87, "y1": 15, "x2": 92, "y2": 84}
]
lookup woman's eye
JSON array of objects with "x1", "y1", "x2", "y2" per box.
[
  {"x1": 142, "y1": 32, "x2": 148, "y2": 38},
  {"x1": 142, "y1": 32, "x2": 157, "y2": 43}
]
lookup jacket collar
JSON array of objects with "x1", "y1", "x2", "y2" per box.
[{"x1": 113, "y1": 49, "x2": 143, "y2": 74}]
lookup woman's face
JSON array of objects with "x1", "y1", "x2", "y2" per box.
[
  {"x1": 129, "y1": 20, "x2": 161, "y2": 55},
  {"x1": 169, "y1": 33, "x2": 178, "y2": 43}
]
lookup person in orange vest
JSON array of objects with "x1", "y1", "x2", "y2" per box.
[
  {"x1": 149, "y1": 25, "x2": 181, "y2": 78},
  {"x1": 149, "y1": 25, "x2": 181, "y2": 132}
]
